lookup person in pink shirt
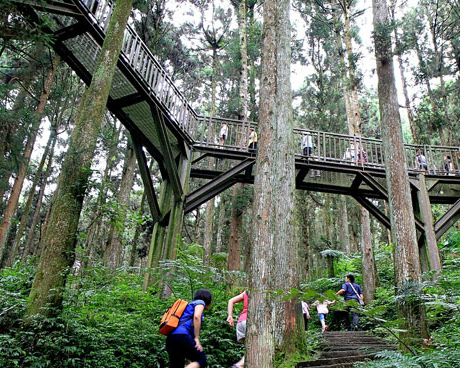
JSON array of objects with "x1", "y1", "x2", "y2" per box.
[
  {"x1": 312, "y1": 299, "x2": 335, "y2": 332},
  {"x1": 227, "y1": 290, "x2": 248, "y2": 368}
]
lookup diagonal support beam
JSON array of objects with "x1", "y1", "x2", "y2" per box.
[
  {"x1": 434, "y1": 198, "x2": 460, "y2": 240},
  {"x1": 295, "y1": 168, "x2": 310, "y2": 187},
  {"x1": 150, "y1": 104, "x2": 183, "y2": 199},
  {"x1": 184, "y1": 158, "x2": 255, "y2": 214},
  {"x1": 360, "y1": 172, "x2": 388, "y2": 199},
  {"x1": 54, "y1": 22, "x2": 88, "y2": 42},
  {"x1": 350, "y1": 174, "x2": 363, "y2": 193},
  {"x1": 113, "y1": 92, "x2": 145, "y2": 109},
  {"x1": 132, "y1": 137, "x2": 162, "y2": 223},
  {"x1": 352, "y1": 194, "x2": 391, "y2": 230}
]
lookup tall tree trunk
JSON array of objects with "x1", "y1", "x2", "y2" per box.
[
  {"x1": 203, "y1": 48, "x2": 219, "y2": 264},
  {"x1": 228, "y1": 0, "x2": 249, "y2": 271},
  {"x1": 24, "y1": 0, "x2": 133, "y2": 319},
  {"x1": 103, "y1": 142, "x2": 137, "y2": 268},
  {"x1": 413, "y1": 34, "x2": 445, "y2": 145},
  {"x1": 128, "y1": 189, "x2": 147, "y2": 267},
  {"x1": 246, "y1": 0, "x2": 298, "y2": 366},
  {"x1": 8, "y1": 125, "x2": 58, "y2": 266},
  {"x1": 193, "y1": 208, "x2": 201, "y2": 244},
  {"x1": 372, "y1": 0, "x2": 428, "y2": 343},
  {"x1": 389, "y1": 0, "x2": 417, "y2": 143},
  {"x1": 0, "y1": 43, "x2": 44, "y2": 173},
  {"x1": 21, "y1": 139, "x2": 56, "y2": 261},
  {"x1": 0, "y1": 55, "x2": 58, "y2": 263},
  {"x1": 338, "y1": 196, "x2": 350, "y2": 254},
  {"x1": 215, "y1": 196, "x2": 227, "y2": 253},
  {"x1": 86, "y1": 120, "x2": 122, "y2": 265},
  {"x1": 361, "y1": 208, "x2": 376, "y2": 303},
  {"x1": 341, "y1": 5, "x2": 376, "y2": 301}
]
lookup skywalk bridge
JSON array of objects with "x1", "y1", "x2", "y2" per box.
[{"x1": 13, "y1": 0, "x2": 460, "y2": 262}]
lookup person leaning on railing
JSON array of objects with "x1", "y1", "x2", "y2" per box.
[{"x1": 248, "y1": 128, "x2": 257, "y2": 152}]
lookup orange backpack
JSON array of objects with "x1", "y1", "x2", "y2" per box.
[{"x1": 159, "y1": 299, "x2": 189, "y2": 335}]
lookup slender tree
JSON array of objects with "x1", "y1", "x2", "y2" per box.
[
  {"x1": 24, "y1": 0, "x2": 133, "y2": 318},
  {"x1": 0, "y1": 54, "x2": 59, "y2": 264},
  {"x1": 372, "y1": 0, "x2": 428, "y2": 343},
  {"x1": 103, "y1": 140, "x2": 137, "y2": 268},
  {"x1": 228, "y1": 0, "x2": 250, "y2": 271}
]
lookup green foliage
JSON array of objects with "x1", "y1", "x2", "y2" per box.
[{"x1": 0, "y1": 245, "x2": 248, "y2": 367}]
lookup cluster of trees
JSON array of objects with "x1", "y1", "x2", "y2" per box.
[{"x1": 0, "y1": 0, "x2": 459, "y2": 366}]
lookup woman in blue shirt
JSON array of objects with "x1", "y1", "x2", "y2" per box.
[{"x1": 166, "y1": 289, "x2": 212, "y2": 368}]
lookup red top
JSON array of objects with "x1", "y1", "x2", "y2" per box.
[{"x1": 237, "y1": 291, "x2": 248, "y2": 323}]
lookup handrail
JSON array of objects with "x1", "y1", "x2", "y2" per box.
[
  {"x1": 78, "y1": 0, "x2": 199, "y2": 137},
  {"x1": 193, "y1": 116, "x2": 460, "y2": 175},
  {"x1": 37, "y1": 0, "x2": 460, "y2": 177}
]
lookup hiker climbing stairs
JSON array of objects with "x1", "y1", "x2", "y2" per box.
[{"x1": 296, "y1": 331, "x2": 397, "y2": 368}]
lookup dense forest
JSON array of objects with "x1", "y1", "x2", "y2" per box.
[{"x1": 1, "y1": 0, "x2": 460, "y2": 367}]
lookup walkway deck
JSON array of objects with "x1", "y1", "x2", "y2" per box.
[{"x1": 13, "y1": 0, "x2": 460, "y2": 238}]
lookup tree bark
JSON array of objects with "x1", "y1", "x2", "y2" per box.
[
  {"x1": 338, "y1": 196, "x2": 350, "y2": 254},
  {"x1": 21, "y1": 138, "x2": 56, "y2": 261},
  {"x1": 246, "y1": 0, "x2": 298, "y2": 366},
  {"x1": 86, "y1": 120, "x2": 122, "y2": 265},
  {"x1": 203, "y1": 47, "x2": 219, "y2": 265},
  {"x1": 372, "y1": 0, "x2": 428, "y2": 342},
  {"x1": 8, "y1": 125, "x2": 58, "y2": 267},
  {"x1": 228, "y1": 0, "x2": 249, "y2": 272},
  {"x1": 103, "y1": 141, "x2": 137, "y2": 268},
  {"x1": 0, "y1": 55, "x2": 58, "y2": 263},
  {"x1": 389, "y1": 0, "x2": 417, "y2": 143},
  {"x1": 128, "y1": 189, "x2": 147, "y2": 267},
  {"x1": 339, "y1": 2, "x2": 376, "y2": 301},
  {"x1": 24, "y1": 0, "x2": 133, "y2": 318},
  {"x1": 215, "y1": 196, "x2": 227, "y2": 253}
]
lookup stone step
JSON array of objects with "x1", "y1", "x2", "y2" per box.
[
  {"x1": 296, "y1": 362, "x2": 356, "y2": 368},
  {"x1": 323, "y1": 338, "x2": 387, "y2": 344},
  {"x1": 323, "y1": 344, "x2": 395, "y2": 352},
  {"x1": 295, "y1": 354, "x2": 375, "y2": 367},
  {"x1": 320, "y1": 350, "x2": 376, "y2": 359}
]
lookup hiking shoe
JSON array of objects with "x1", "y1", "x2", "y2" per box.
[{"x1": 324, "y1": 325, "x2": 329, "y2": 331}]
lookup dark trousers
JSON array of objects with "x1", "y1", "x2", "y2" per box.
[
  {"x1": 302, "y1": 147, "x2": 312, "y2": 156},
  {"x1": 303, "y1": 313, "x2": 309, "y2": 331},
  {"x1": 166, "y1": 334, "x2": 207, "y2": 368},
  {"x1": 343, "y1": 306, "x2": 359, "y2": 331}
]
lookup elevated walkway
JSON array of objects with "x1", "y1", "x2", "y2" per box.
[{"x1": 12, "y1": 0, "x2": 460, "y2": 243}]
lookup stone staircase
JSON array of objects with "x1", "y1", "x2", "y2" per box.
[{"x1": 296, "y1": 331, "x2": 396, "y2": 368}]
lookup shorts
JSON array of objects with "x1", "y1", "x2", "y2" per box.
[
  {"x1": 166, "y1": 334, "x2": 207, "y2": 368},
  {"x1": 236, "y1": 320, "x2": 247, "y2": 343},
  {"x1": 318, "y1": 313, "x2": 327, "y2": 321}
]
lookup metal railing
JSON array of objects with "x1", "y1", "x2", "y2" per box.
[
  {"x1": 53, "y1": 1, "x2": 460, "y2": 177},
  {"x1": 193, "y1": 118, "x2": 460, "y2": 175},
  {"x1": 79, "y1": 0, "x2": 200, "y2": 137}
]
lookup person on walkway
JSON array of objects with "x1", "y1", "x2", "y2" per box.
[
  {"x1": 301, "y1": 300, "x2": 310, "y2": 331},
  {"x1": 343, "y1": 142, "x2": 356, "y2": 163},
  {"x1": 301, "y1": 132, "x2": 313, "y2": 156},
  {"x1": 336, "y1": 275, "x2": 363, "y2": 331},
  {"x1": 219, "y1": 122, "x2": 228, "y2": 145},
  {"x1": 166, "y1": 289, "x2": 212, "y2": 368},
  {"x1": 248, "y1": 128, "x2": 257, "y2": 151},
  {"x1": 227, "y1": 290, "x2": 248, "y2": 368},
  {"x1": 312, "y1": 299, "x2": 335, "y2": 332},
  {"x1": 416, "y1": 150, "x2": 428, "y2": 171},
  {"x1": 444, "y1": 155, "x2": 454, "y2": 175}
]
